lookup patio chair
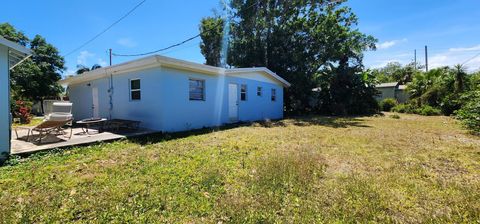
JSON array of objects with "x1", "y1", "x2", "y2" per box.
[{"x1": 23, "y1": 119, "x2": 73, "y2": 143}]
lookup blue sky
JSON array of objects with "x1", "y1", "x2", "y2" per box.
[{"x1": 1, "y1": 0, "x2": 480, "y2": 75}]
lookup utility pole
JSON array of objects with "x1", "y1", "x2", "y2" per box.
[
  {"x1": 109, "y1": 48, "x2": 112, "y2": 66},
  {"x1": 425, "y1": 45, "x2": 428, "y2": 72},
  {"x1": 414, "y1": 49, "x2": 417, "y2": 70}
]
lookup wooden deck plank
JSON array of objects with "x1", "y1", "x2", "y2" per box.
[{"x1": 11, "y1": 127, "x2": 158, "y2": 155}]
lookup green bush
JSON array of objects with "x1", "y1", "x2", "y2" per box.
[
  {"x1": 415, "y1": 105, "x2": 442, "y2": 116},
  {"x1": 392, "y1": 103, "x2": 416, "y2": 113},
  {"x1": 440, "y1": 94, "x2": 463, "y2": 115},
  {"x1": 456, "y1": 90, "x2": 480, "y2": 134},
  {"x1": 379, "y1": 98, "x2": 397, "y2": 112},
  {"x1": 392, "y1": 103, "x2": 441, "y2": 116}
]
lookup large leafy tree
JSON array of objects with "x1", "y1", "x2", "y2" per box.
[
  {"x1": 199, "y1": 16, "x2": 224, "y2": 67},
  {"x1": 0, "y1": 23, "x2": 29, "y2": 46},
  {"x1": 1, "y1": 23, "x2": 65, "y2": 101},
  {"x1": 199, "y1": 0, "x2": 377, "y2": 114}
]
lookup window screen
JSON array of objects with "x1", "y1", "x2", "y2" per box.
[
  {"x1": 271, "y1": 88, "x2": 276, "y2": 101},
  {"x1": 257, "y1": 86, "x2": 262, "y2": 96},
  {"x1": 189, "y1": 79, "x2": 205, "y2": 100},
  {"x1": 130, "y1": 79, "x2": 141, "y2": 101},
  {"x1": 241, "y1": 84, "x2": 247, "y2": 101}
]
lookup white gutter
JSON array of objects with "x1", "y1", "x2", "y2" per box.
[{"x1": 59, "y1": 55, "x2": 292, "y2": 88}]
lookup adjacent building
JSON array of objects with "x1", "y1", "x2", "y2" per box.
[
  {"x1": 0, "y1": 37, "x2": 31, "y2": 161},
  {"x1": 374, "y1": 82, "x2": 409, "y2": 103}
]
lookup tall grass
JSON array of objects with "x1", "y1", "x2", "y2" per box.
[{"x1": 217, "y1": 148, "x2": 327, "y2": 223}]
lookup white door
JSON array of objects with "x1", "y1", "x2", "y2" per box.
[
  {"x1": 228, "y1": 83, "x2": 239, "y2": 121},
  {"x1": 92, "y1": 87, "x2": 99, "y2": 118}
]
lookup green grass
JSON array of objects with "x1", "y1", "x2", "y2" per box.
[
  {"x1": 1, "y1": 113, "x2": 480, "y2": 223},
  {"x1": 11, "y1": 117, "x2": 43, "y2": 128}
]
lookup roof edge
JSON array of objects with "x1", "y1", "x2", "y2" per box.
[
  {"x1": 60, "y1": 55, "x2": 291, "y2": 88},
  {"x1": 226, "y1": 67, "x2": 291, "y2": 87},
  {"x1": 0, "y1": 36, "x2": 31, "y2": 55}
]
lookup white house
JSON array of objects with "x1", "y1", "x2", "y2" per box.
[
  {"x1": 374, "y1": 82, "x2": 409, "y2": 103},
  {"x1": 60, "y1": 55, "x2": 291, "y2": 132},
  {"x1": 0, "y1": 37, "x2": 31, "y2": 161}
]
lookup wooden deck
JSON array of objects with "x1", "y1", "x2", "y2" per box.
[{"x1": 11, "y1": 127, "x2": 158, "y2": 155}]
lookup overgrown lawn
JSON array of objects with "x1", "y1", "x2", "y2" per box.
[{"x1": 1, "y1": 113, "x2": 479, "y2": 223}]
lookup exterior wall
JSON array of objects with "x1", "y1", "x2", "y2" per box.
[
  {"x1": 395, "y1": 89, "x2": 409, "y2": 103},
  {"x1": 67, "y1": 66, "x2": 285, "y2": 132},
  {"x1": 375, "y1": 87, "x2": 396, "y2": 101},
  {"x1": 0, "y1": 45, "x2": 9, "y2": 160},
  {"x1": 227, "y1": 76, "x2": 283, "y2": 122},
  {"x1": 375, "y1": 86, "x2": 410, "y2": 103},
  {"x1": 68, "y1": 77, "x2": 110, "y2": 120}
]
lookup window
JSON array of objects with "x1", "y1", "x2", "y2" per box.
[
  {"x1": 189, "y1": 79, "x2": 205, "y2": 100},
  {"x1": 130, "y1": 79, "x2": 141, "y2": 101},
  {"x1": 271, "y1": 88, "x2": 276, "y2": 101},
  {"x1": 257, "y1": 86, "x2": 262, "y2": 96},
  {"x1": 241, "y1": 84, "x2": 247, "y2": 101}
]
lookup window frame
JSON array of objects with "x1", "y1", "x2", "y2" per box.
[
  {"x1": 129, "y1": 79, "x2": 141, "y2": 101},
  {"x1": 271, "y1": 88, "x2": 276, "y2": 102},
  {"x1": 257, "y1": 86, "x2": 262, "y2": 97},
  {"x1": 189, "y1": 78, "x2": 206, "y2": 101},
  {"x1": 240, "y1": 84, "x2": 247, "y2": 101}
]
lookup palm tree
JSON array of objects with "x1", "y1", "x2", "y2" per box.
[
  {"x1": 75, "y1": 64, "x2": 102, "y2": 75},
  {"x1": 76, "y1": 64, "x2": 90, "y2": 74},
  {"x1": 453, "y1": 64, "x2": 467, "y2": 93},
  {"x1": 91, "y1": 64, "x2": 102, "y2": 71}
]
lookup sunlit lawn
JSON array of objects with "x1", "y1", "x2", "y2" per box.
[
  {"x1": 11, "y1": 117, "x2": 43, "y2": 128},
  {"x1": 1, "y1": 113, "x2": 479, "y2": 223}
]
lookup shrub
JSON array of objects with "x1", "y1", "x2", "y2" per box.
[
  {"x1": 12, "y1": 100, "x2": 32, "y2": 124},
  {"x1": 415, "y1": 105, "x2": 442, "y2": 116},
  {"x1": 456, "y1": 90, "x2": 480, "y2": 134},
  {"x1": 440, "y1": 94, "x2": 463, "y2": 115},
  {"x1": 392, "y1": 103, "x2": 416, "y2": 114},
  {"x1": 379, "y1": 98, "x2": 397, "y2": 112}
]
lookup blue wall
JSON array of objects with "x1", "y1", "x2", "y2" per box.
[
  {"x1": 0, "y1": 45, "x2": 9, "y2": 158},
  {"x1": 68, "y1": 66, "x2": 284, "y2": 132}
]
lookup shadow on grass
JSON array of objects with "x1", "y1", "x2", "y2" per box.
[
  {"x1": 290, "y1": 116, "x2": 371, "y2": 128},
  {"x1": 2, "y1": 115, "x2": 370, "y2": 166},
  {"x1": 131, "y1": 116, "x2": 370, "y2": 145},
  {"x1": 254, "y1": 115, "x2": 371, "y2": 129},
  {"x1": 129, "y1": 122, "x2": 252, "y2": 145}
]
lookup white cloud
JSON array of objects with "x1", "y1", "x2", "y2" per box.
[
  {"x1": 376, "y1": 38, "x2": 408, "y2": 50},
  {"x1": 449, "y1": 44, "x2": 480, "y2": 52},
  {"x1": 76, "y1": 50, "x2": 94, "y2": 65},
  {"x1": 97, "y1": 58, "x2": 107, "y2": 67},
  {"x1": 428, "y1": 44, "x2": 480, "y2": 71},
  {"x1": 116, "y1": 38, "x2": 137, "y2": 48},
  {"x1": 74, "y1": 51, "x2": 108, "y2": 71}
]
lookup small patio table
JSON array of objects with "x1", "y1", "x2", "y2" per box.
[{"x1": 76, "y1": 118, "x2": 107, "y2": 135}]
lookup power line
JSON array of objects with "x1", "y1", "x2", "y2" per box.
[
  {"x1": 113, "y1": 1, "x2": 260, "y2": 57},
  {"x1": 461, "y1": 52, "x2": 480, "y2": 66},
  {"x1": 63, "y1": 0, "x2": 147, "y2": 57},
  {"x1": 113, "y1": 34, "x2": 201, "y2": 57}
]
